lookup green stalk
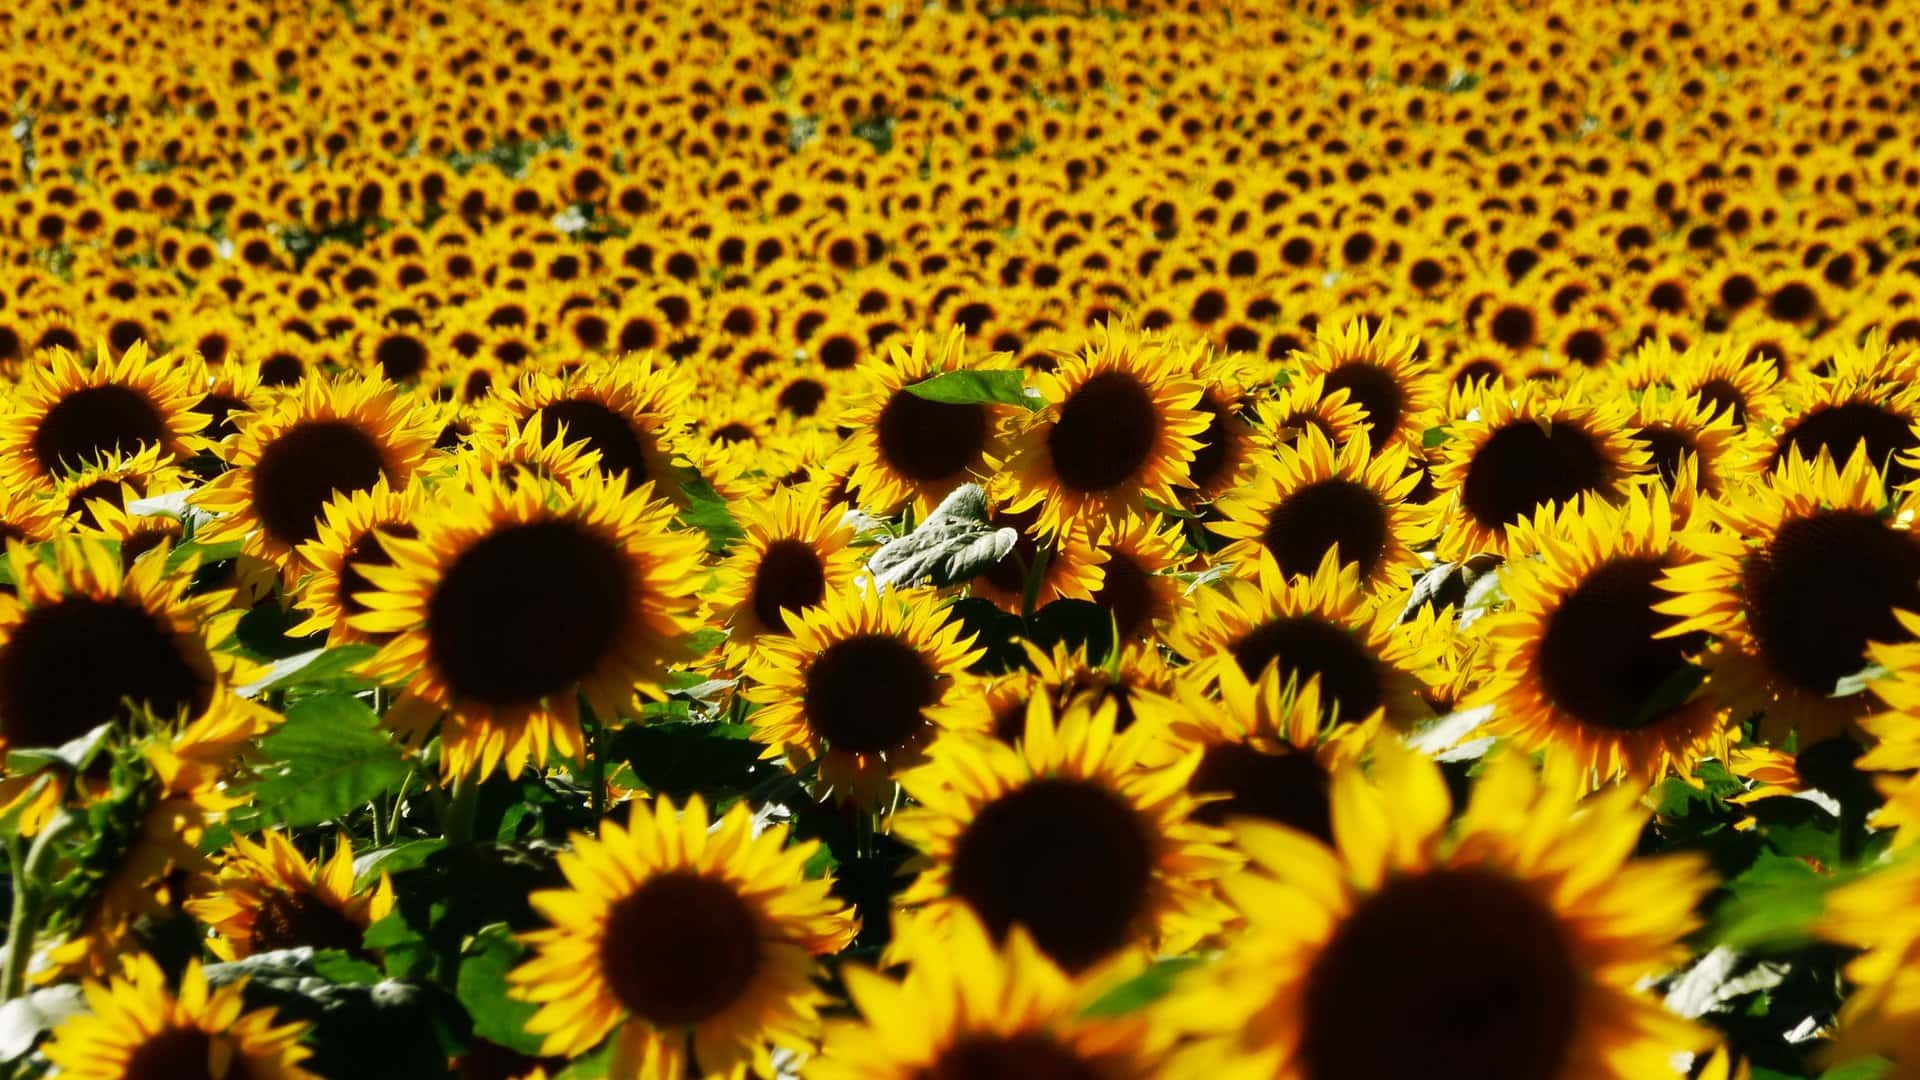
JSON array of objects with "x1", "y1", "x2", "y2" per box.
[
  {"x1": 3, "y1": 813, "x2": 80, "y2": 1002},
  {"x1": 442, "y1": 773, "x2": 480, "y2": 846}
]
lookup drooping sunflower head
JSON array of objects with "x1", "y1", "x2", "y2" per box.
[
  {"x1": 1661, "y1": 446, "x2": 1920, "y2": 746},
  {"x1": 185, "y1": 831, "x2": 394, "y2": 961},
  {"x1": 289, "y1": 479, "x2": 428, "y2": 646},
  {"x1": 709, "y1": 485, "x2": 862, "y2": 661},
  {"x1": 0, "y1": 341, "x2": 207, "y2": 487},
  {"x1": 1251, "y1": 371, "x2": 1373, "y2": 454},
  {"x1": 355, "y1": 470, "x2": 708, "y2": 780},
  {"x1": 1742, "y1": 360, "x2": 1920, "y2": 489},
  {"x1": 893, "y1": 696, "x2": 1232, "y2": 973},
  {"x1": 744, "y1": 586, "x2": 981, "y2": 808},
  {"x1": 509, "y1": 796, "x2": 856, "y2": 1078},
  {"x1": 1472, "y1": 487, "x2": 1727, "y2": 785},
  {"x1": 1432, "y1": 382, "x2": 1651, "y2": 559},
  {"x1": 192, "y1": 376, "x2": 439, "y2": 580},
  {"x1": 812, "y1": 907, "x2": 1161, "y2": 1080},
  {"x1": 51, "y1": 442, "x2": 188, "y2": 536},
  {"x1": 1290, "y1": 317, "x2": 1438, "y2": 454},
  {"x1": 998, "y1": 323, "x2": 1209, "y2": 540},
  {"x1": 1168, "y1": 550, "x2": 1444, "y2": 734},
  {"x1": 451, "y1": 411, "x2": 609, "y2": 493},
  {"x1": 1160, "y1": 744, "x2": 1715, "y2": 1080},
  {"x1": 1089, "y1": 510, "x2": 1190, "y2": 641},
  {"x1": 1211, "y1": 426, "x2": 1432, "y2": 594},
  {"x1": 478, "y1": 358, "x2": 693, "y2": 497},
  {"x1": 1164, "y1": 656, "x2": 1377, "y2": 844},
  {"x1": 1661, "y1": 336, "x2": 1780, "y2": 431},
  {"x1": 836, "y1": 326, "x2": 1014, "y2": 518},
  {"x1": 1627, "y1": 388, "x2": 1740, "y2": 519},
  {"x1": 43, "y1": 955, "x2": 316, "y2": 1080}
]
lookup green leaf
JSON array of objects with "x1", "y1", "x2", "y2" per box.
[
  {"x1": 1079, "y1": 956, "x2": 1205, "y2": 1017},
  {"x1": 1421, "y1": 424, "x2": 1452, "y2": 448},
  {"x1": 456, "y1": 924, "x2": 545, "y2": 1056},
  {"x1": 676, "y1": 478, "x2": 744, "y2": 554},
  {"x1": 1820, "y1": 1059, "x2": 1893, "y2": 1080},
  {"x1": 353, "y1": 839, "x2": 446, "y2": 891},
  {"x1": 164, "y1": 538, "x2": 244, "y2": 574},
  {"x1": 902, "y1": 370, "x2": 1040, "y2": 410},
  {"x1": 868, "y1": 483, "x2": 1018, "y2": 590},
  {"x1": 241, "y1": 696, "x2": 410, "y2": 829},
  {"x1": 311, "y1": 950, "x2": 384, "y2": 985},
  {"x1": 1709, "y1": 854, "x2": 1840, "y2": 950},
  {"x1": 605, "y1": 721, "x2": 776, "y2": 802},
  {"x1": 236, "y1": 644, "x2": 379, "y2": 698}
]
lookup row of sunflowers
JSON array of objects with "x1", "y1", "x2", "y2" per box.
[{"x1": 7, "y1": 0, "x2": 1920, "y2": 1077}]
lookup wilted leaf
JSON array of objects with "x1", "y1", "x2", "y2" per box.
[
  {"x1": 1663, "y1": 946, "x2": 1790, "y2": 1019},
  {"x1": 0, "y1": 984, "x2": 85, "y2": 1062},
  {"x1": 902, "y1": 369, "x2": 1039, "y2": 410},
  {"x1": 4, "y1": 722, "x2": 112, "y2": 775},
  {"x1": 242, "y1": 695, "x2": 410, "y2": 829},
  {"x1": 868, "y1": 483, "x2": 1019, "y2": 590}
]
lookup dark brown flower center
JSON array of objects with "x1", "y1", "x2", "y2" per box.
[
  {"x1": 1046, "y1": 371, "x2": 1159, "y2": 492},
  {"x1": 1302, "y1": 869, "x2": 1577, "y2": 1080},
  {"x1": 1458, "y1": 419, "x2": 1611, "y2": 534},
  {"x1": 250, "y1": 420, "x2": 388, "y2": 547},
  {"x1": 538, "y1": 399, "x2": 650, "y2": 492},
  {"x1": 0, "y1": 597, "x2": 209, "y2": 749},
  {"x1": 427, "y1": 521, "x2": 635, "y2": 707},
  {"x1": 1188, "y1": 742, "x2": 1333, "y2": 842},
  {"x1": 124, "y1": 1027, "x2": 247, "y2": 1080},
  {"x1": 30, "y1": 384, "x2": 169, "y2": 476},
  {"x1": 1768, "y1": 402, "x2": 1920, "y2": 487},
  {"x1": 1230, "y1": 616, "x2": 1382, "y2": 726},
  {"x1": 1322, "y1": 362, "x2": 1404, "y2": 447},
  {"x1": 918, "y1": 1033, "x2": 1103, "y2": 1080},
  {"x1": 600, "y1": 872, "x2": 760, "y2": 1027},
  {"x1": 373, "y1": 334, "x2": 430, "y2": 382},
  {"x1": 1092, "y1": 550, "x2": 1156, "y2": 639},
  {"x1": 251, "y1": 890, "x2": 367, "y2": 954},
  {"x1": 876, "y1": 390, "x2": 987, "y2": 484},
  {"x1": 1635, "y1": 426, "x2": 1700, "y2": 492},
  {"x1": 947, "y1": 777, "x2": 1153, "y2": 972},
  {"x1": 1261, "y1": 478, "x2": 1390, "y2": 580},
  {"x1": 802, "y1": 634, "x2": 937, "y2": 753},
  {"x1": 1185, "y1": 392, "x2": 1235, "y2": 490},
  {"x1": 1536, "y1": 557, "x2": 1707, "y2": 731},
  {"x1": 1745, "y1": 510, "x2": 1920, "y2": 694},
  {"x1": 749, "y1": 539, "x2": 827, "y2": 631}
]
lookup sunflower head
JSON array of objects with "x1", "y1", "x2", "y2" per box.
[
  {"x1": 509, "y1": 796, "x2": 856, "y2": 1078},
  {"x1": 478, "y1": 358, "x2": 694, "y2": 497},
  {"x1": 44, "y1": 955, "x2": 315, "y2": 1080},
  {"x1": 997, "y1": 324, "x2": 1209, "y2": 540},
  {"x1": 0, "y1": 341, "x2": 208, "y2": 488},
  {"x1": 1290, "y1": 317, "x2": 1437, "y2": 454},
  {"x1": 185, "y1": 831, "x2": 395, "y2": 960},
  {"x1": 744, "y1": 586, "x2": 981, "y2": 807},
  {"x1": 1160, "y1": 744, "x2": 1715, "y2": 1080},
  {"x1": 290, "y1": 480, "x2": 429, "y2": 646},
  {"x1": 892, "y1": 696, "x2": 1232, "y2": 974},
  {"x1": 709, "y1": 485, "x2": 861, "y2": 662},
  {"x1": 355, "y1": 470, "x2": 708, "y2": 779}
]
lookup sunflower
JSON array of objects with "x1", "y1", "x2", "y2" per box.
[
  {"x1": 1251, "y1": 371, "x2": 1373, "y2": 453},
  {"x1": 964, "y1": 503, "x2": 1104, "y2": 615},
  {"x1": 0, "y1": 341, "x2": 207, "y2": 488},
  {"x1": 1431, "y1": 382, "x2": 1651, "y2": 559},
  {"x1": 708, "y1": 485, "x2": 861, "y2": 664},
  {"x1": 811, "y1": 908, "x2": 1160, "y2": 1080},
  {"x1": 1159, "y1": 744, "x2": 1715, "y2": 1080},
  {"x1": 1742, "y1": 360, "x2": 1920, "y2": 488},
  {"x1": 1627, "y1": 388, "x2": 1740, "y2": 518},
  {"x1": 1160, "y1": 657, "x2": 1377, "y2": 843},
  {"x1": 288, "y1": 480, "x2": 428, "y2": 646},
  {"x1": 354, "y1": 471, "x2": 707, "y2": 780},
  {"x1": 891, "y1": 695, "x2": 1231, "y2": 973},
  {"x1": 1662, "y1": 338, "x2": 1780, "y2": 430},
  {"x1": 192, "y1": 377, "x2": 438, "y2": 580},
  {"x1": 508, "y1": 796, "x2": 856, "y2": 1079},
  {"x1": 743, "y1": 586, "x2": 981, "y2": 807},
  {"x1": 53, "y1": 443, "x2": 188, "y2": 534},
  {"x1": 0, "y1": 484, "x2": 65, "y2": 548},
  {"x1": 452, "y1": 411, "x2": 609, "y2": 493},
  {"x1": 1816, "y1": 843, "x2": 1920, "y2": 1072},
  {"x1": 1089, "y1": 511, "x2": 1189, "y2": 641},
  {"x1": 185, "y1": 831, "x2": 395, "y2": 960},
  {"x1": 1167, "y1": 551, "x2": 1444, "y2": 733},
  {"x1": 42, "y1": 955, "x2": 316, "y2": 1080},
  {"x1": 1660, "y1": 447, "x2": 1920, "y2": 745},
  {"x1": 1179, "y1": 352, "x2": 1265, "y2": 503},
  {"x1": 1211, "y1": 427, "x2": 1430, "y2": 594},
  {"x1": 1472, "y1": 488, "x2": 1728, "y2": 785},
  {"x1": 477, "y1": 358, "x2": 693, "y2": 497},
  {"x1": 834, "y1": 327, "x2": 1014, "y2": 518},
  {"x1": 996, "y1": 324, "x2": 1208, "y2": 540},
  {"x1": 0, "y1": 538, "x2": 267, "y2": 830},
  {"x1": 1290, "y1": 317, "x2": 1438, "y2": 455}
]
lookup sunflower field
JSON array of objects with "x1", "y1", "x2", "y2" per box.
[{"x1": 10, "y1": 0, "x2": 1920, "y2": 1077}]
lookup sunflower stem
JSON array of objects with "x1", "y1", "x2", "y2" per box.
[
  {"x1": 443, "y1": 773, "x2": 480, "y2": 846},
  {"x1": 2, "y1": 812, "x2": 80, "y2": 1002},
  {"x1": 387, "y1": 768, "x2": 414, "y2": 839}
]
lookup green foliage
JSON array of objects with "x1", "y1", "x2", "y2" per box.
[
  {"x1": 902, "y1": 370, "x2": 1040, "y2": 410},
  {"x1": 237, "y1": 696, "x2": 411, "y2": 830}
]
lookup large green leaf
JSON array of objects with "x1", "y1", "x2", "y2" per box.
[
  {"x1": 676, "y1": 477, "x2": 745, "y2": 554},
  {"x1": 241, "y1": 695, "x2": 410, "y2": 829},
  {"x1": 456, "y1": 924, "x2": 545, "y2": 1056},
  {"x1": 902, "y1": 369, "x2": 1040, "y2": 410},
  {"x1": 1709, "y1": 853, "x2": 1840, "y2": 950}
]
